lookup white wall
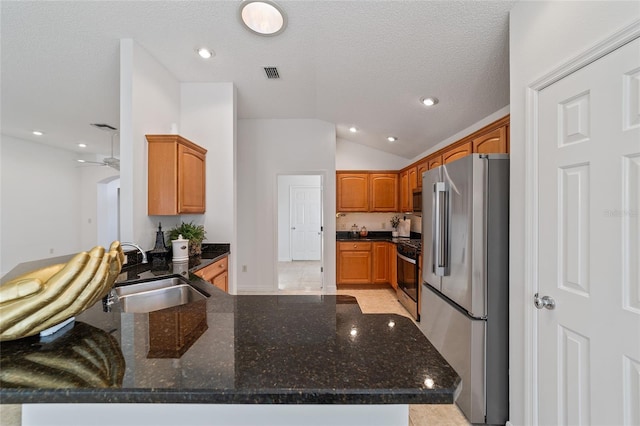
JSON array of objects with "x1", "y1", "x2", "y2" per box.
[
  {"x1": 96, "y1": 177, "x2": 120, "y2": 249},
  {"x1": 509, "y1": 3, "x2": 639, "y2": 425},
  {"x1": 277, "y1": 175, "x2": 322, "y2": 261},
  {"x1": 179, "y1": 83, "x2": 236, "y2": 244},
  {"x1": 336, "y1": 138, "x2": 407, "y2": 170},
  {"x1": 237, "y1": 119, "x2": 336, "y2": 293},
  {"x1": 0, "y1": 136, "x2": 80, "y2": 276},
  {"x1": 80, "y1": 168, "x2": 119, "y2": 249},
  {"x1": 120, "y1": 39, "x2": 181, "y2": 250}
]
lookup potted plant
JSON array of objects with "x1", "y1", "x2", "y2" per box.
[
  {"x1": 167, "y1": 221, "x2": 206, "y2": 257},
  {"x1": 390, "y1": 215, "x2": 401, "y2": 237}
]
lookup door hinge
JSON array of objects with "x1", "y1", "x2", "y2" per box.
[
  {"x1": 320, "y1": 226, "x2": 323, "y2": 232},
  {"x1": 320, "y1": 267, "x2": 323, "y2": 273}
]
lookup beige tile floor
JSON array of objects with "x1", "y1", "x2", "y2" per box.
[
  {"x1": 278, "y1": 260, "x2": 323, "y2": 291},
  {"x1": 0, "y1": 272, "x2": 469, "y2": 426}
]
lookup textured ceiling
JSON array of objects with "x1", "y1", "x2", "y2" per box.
[{"x1": 1, "y1": 1, "x2": 515, "y2": 160}]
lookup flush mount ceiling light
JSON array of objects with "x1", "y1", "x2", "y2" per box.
[
  {"x1": 196, "y1": 47, "x2": 214, "y2": 59},
  {"x1": 420, "y1": 97, "x2": 439, "y2": 107},
  {"x1": 349, "y1": 126, "x2": 358, "y2": 133},
  {"x1": 387, "y1": 136, "x2": 398, "y2": 143},
  {"x1": 239, "y1": 0, "x2": 287, "y2": 36}
]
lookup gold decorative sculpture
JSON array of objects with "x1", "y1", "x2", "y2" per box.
[{"x1": 0, "y1": 242, "x2": 124, "y2": 341}]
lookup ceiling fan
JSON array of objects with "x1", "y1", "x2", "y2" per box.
[{"x1": 76, "y1": 124, "x2": 120, "y2": 171}]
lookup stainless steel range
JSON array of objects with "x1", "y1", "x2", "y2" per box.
[{"x1": 396, "y1": 239, "x2": 421, "y2": 321}]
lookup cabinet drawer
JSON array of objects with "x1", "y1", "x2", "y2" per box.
[{"x1": 338, "y1": 241, "x2": 372, "y2": 251}]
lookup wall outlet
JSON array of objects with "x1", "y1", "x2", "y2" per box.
[
  {"x1": 242, "y1": 265, "x2": 247, "y2": 272},
  {"x1": 339, "y1": 223, "x2": 347, "y2": 230},
  {"x1": 381, "y1": 222, "x2": 386, "y2": 229}
]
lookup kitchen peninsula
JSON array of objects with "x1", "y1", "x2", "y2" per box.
[{"x1": 0, "y1": 247, "x2": 459, "y2": 426}]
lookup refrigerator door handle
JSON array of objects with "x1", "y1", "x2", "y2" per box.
[{"x1": 435, "y1": 181, "x2": 450, "y2": 276}]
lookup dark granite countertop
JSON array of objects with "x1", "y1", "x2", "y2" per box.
[
  {"x1": 0, "y1": 243, "x2": 459, "y2": 405},
  {"x1": 336, "y1": 231, "x2": 421, "y2": 243}
]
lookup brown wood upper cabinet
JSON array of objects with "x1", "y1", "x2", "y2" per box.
[
  {"x1": 399, "y1": 167, "x2": 418, "y2": 212},
  {"x1": 336, "y1": 173, "x2": 369, "y2": 212},
  {"x1": 442, "y1": 141, "x2": 472, "y2": 165},
  {"x1": 416, "y1": 160, "x2": 429, "y2": 188},
  {"x1": 427, "y1": 154, "x2": 442, "y2": 170},
  {"x1": 337, "y1": 172, "x2": 398, "y2": 212},
  {"x1": 472, "y1": 126, "x2": 508, "y2": 154},
  {"x1": 369, "y1": 173, "x2": 398, "y2": 212},
  {"x1": 147, "y1": 135, "x2": 207, "y2": 215}
]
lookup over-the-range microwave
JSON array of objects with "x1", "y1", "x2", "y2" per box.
[{"x1": 412, "y1": 188, "x2": 422, "y2": 213}]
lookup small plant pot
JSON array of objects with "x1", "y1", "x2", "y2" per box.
[
  {"x1": 392, "y1": 231, "x2": 399, "y2": 237},
  {"x1": 188, "y1": 241, "x2": 202, "y2": 257}
]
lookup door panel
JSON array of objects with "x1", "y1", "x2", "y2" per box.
[
  {"x1": 537, "y1": 38, "x2": 640, "y2": 426},
  {"x1": 291, "y1": 186, "x2": 321, "y2": 261}
]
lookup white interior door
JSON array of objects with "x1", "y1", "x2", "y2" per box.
[
  {"x1": 290, "y1": 186, "x2": 322, "y2": 261},
  {"x1": 537, "y1": 37, "x2": 640, "y2": 425}
]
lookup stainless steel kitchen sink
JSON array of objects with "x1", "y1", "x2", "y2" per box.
[{"x1": 111, "y1": 275, "x2": 207, "y2": 313}]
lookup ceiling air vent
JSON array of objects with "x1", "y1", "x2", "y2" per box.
[
  {"x1": 263, "y1": 67, "x2": 280, "y2": 79},
  {"x1": 90, "y1": 123, "x2": 118, "y2": 131}
]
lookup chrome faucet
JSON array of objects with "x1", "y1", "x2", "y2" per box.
[{"x1": 120, "y1": 242, "x2": 148, "y2": 264}]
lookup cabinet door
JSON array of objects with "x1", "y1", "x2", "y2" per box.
[
  {"x1": 416, "y1": 161, "x2": 429, "y2": 188},
  {"x1": 337, "y1": 173, "x2": 369, "y2": 212},
  {"x1": 399, "y1": 170, "x2": 409, "y2": 212},
  {"x1": 427, "y1": 154, "x2": 442, "y2": 170},
  {"x1": 442, "y1": 141, "x2": 472, "y2": 164},
  {"x1": 472, "y1": 126, "x2": 507, "y2": 154},
  {"x1": 178, "y1": 143, "x2": 206, "y2": 213},
  {"x1": 212, "y1": 271, "x2": 228, "y2": 292},
  {"x1": 148, "y1": 140, "x2": 179, "y2": 215},
  {"x1": 372, "y1": 242, "x2": 389, "y2": 284},
  {"x1": 337, "y1": 251, "x2": 372, "y2": 284},
  {"x1": 369, "y1": 173, "x2": 398, "y2": 212}
]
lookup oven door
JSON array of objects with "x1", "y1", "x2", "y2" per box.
[{"x1": 397, "y1": 252, "x2": 420, "y2": 320}]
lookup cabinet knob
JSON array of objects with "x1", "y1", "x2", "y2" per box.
[
  {"x1": 353, "y1": 244, "x2": 357, "y2": 248},
  {"x1": 219, "y1": 263, "x2": 224, "y2": 268}
]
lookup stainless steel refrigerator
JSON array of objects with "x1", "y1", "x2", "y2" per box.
[{"x1": 420, "y1": 154, "x2": 509, "y2": 425}]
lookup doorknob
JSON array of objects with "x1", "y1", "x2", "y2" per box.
[{"x1": 534, "y1": 293, "x2": 556, "y2": 310}]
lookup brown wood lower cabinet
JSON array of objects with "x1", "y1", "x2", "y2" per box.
[
  {"x1": 337, "y1": 242, "x2": 372, "y2": 284},
  {"x1": 337, "y1": 241, "x2": 396, "y2": 287},
  {"x1": 193, "y1": 256, "x2": 228, "y2": 292}
]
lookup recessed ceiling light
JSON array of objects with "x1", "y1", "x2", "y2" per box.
[
  {"x1": 387, "y1": 136, "x2": 398, "y2": 142},
  {"x1": 349, "y1": 127, "x2": 358, "y2": 133},
  {"x1": 32, "y1": 130, "x2": 43, "y2": 136},
  {"x1": 196, "y1": 48, "x2": 214, "y2": 59},
  {"x1": 78, "y1": 143, "x2": 87, "y2": 148},
  {"x1": 77, "y1": 159, "x2": 86, "y2": 163},
  {"x1": 239, "y1": 0, "x2": 287, "y2": 36},
  {"x1": 420, "y1": 97, "x2": 439, "y2": 107}
]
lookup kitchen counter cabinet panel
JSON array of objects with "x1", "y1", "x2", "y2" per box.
[
  {"x1": 147, "y1": 135, "x2": 207, "y2": 215},
  {"x1": 337, "y1": 173, "x2": 369, "y2": 212},
  {"x1": 416, "y1": 161, "x2": 429, "y2": 188},
  {"x1": 369, "y1": 173, "x2": 398, "y2": 212}
]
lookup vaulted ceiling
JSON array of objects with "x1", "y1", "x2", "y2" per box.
[{"x1": 1, "y1": 1, "x2": 515, "y2": 160}]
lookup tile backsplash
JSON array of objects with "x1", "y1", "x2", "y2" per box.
[{"x1": 336, "y1": 212, "x2": 422, "y2": 233}]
